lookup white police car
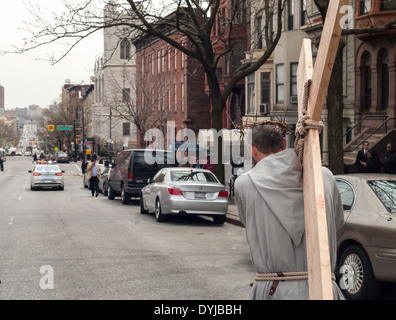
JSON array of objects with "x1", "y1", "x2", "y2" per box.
[{"x1": 29, "y1": 161, "x2": 65, "y2": 190}]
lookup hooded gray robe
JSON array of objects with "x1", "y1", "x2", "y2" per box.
[{"x1": 235, "y1": 148, "x2": 345, "y2": 300}]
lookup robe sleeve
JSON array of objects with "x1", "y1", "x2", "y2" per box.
[{"x1": 234, "y1": 176, "x2": 247, "y2": 227}]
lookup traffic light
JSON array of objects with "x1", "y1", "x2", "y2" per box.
[{"x1": 48, "y1": 125, "x2": 55, "y2": 132}]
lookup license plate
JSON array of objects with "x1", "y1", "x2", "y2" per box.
[
  {"x1": 42, "y1": 178, "x2": 55, "y2": 182},
  {"x1": 195, "y1": 192, "x2": 206, "y2": 199}
]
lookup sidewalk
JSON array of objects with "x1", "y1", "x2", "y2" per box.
[{"x1": 226, "y1": 198, "x2": 244, "y2": 227}]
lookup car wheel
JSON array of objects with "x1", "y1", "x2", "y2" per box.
[
  {"x1": 103, "y1": 182, "x2": 108, "y2": 196},
  {"x1": 213, "y1": 215, "x2": 226, "y2": 225},
  {"x1": 31, "y1": 185, "x2": 35, "y2": 191},
  {"x1": 140, "y1": 193, "x2": 149, "y2": 214},
  {"x1": 155, "y1": 198, "x2": 166, "y2": 222},
  {"x1": 107, "y1": 184, "x2": 116, "y2": 200},
  {"x1": 121, "y1": 185, "x2": 131, "y2": 204},
  {"x1": 338, "y1": 244, "x2": 381, "y2": 300}
]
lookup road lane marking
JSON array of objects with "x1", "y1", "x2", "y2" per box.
[{"x1": 8, "y1": 216, "x2": 14, "y2": 226}]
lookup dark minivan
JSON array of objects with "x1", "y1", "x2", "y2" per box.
[{"x1": 107, "y1": 149, "x2": 177, "y2": 204}]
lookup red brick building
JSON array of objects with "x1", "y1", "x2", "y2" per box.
[
  {"x1": 207, "y1": 0, "x2": 249, "y2": 129},
  {"x1": 134, "y1": 31, "x2": 211, "y2": 148}
]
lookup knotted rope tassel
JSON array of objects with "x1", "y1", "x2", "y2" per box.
[{"x1": 294, "y1": 79, "x2": 324, "y2": 164}]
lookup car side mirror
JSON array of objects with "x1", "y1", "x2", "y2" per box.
[
  {"x1": 62, "y1": 170, "x2": 65, "y2": 173},
  {"x1": 28, "y1": 170, "x2": 32, "y2": 173}
]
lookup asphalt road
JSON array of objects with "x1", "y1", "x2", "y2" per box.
[
  {"x1": 0, "y1": 156, "x2": 255, "y2": 300},
  {"x1": 1, "y1": 156, "x2": 395, "y2": 300}
]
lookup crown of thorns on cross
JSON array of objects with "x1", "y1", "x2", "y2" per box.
[{"x1": 236, "y1": 120, "x2": 294, "y2": 139}]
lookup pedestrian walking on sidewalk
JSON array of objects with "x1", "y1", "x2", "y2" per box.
[
  {"x1": 234, "y1": 123, "x2": 345, "y2": 300},
  {"x1": 0, "y1": 150, "x2": 4, "y2": 171},
  {"x1": 87, "y1": 157, "x2": 101, "y2": 197}
]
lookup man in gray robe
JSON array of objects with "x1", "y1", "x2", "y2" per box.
[{"x1": 235, "y1": 124, "x2": 345, "y2": 300}]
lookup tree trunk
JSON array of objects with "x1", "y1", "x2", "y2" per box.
[
  {"x1": 212, "y1": 99, "x2": 225, "y2": 184},
  {"x1": 326, "y1": 44, "x2": 345, "y2": 174}
]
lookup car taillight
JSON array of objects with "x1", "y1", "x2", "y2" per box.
[
  {"x1": 128, "y1": 172, "x2": 133, "y2": 180},
  {"x1": 55, "y1": 172, "x2": 63, "y2": 176},
  {"x1": 168, "y1": 188, "x2": 183, "y2": 195},
  {"x1": 33, "y1": 172, "x2": 41, "y2": 176},
  {"x1": 218, "y1": 190, "x2": 228, "y2": 198}
]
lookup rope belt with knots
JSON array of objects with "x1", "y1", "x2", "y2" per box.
[{"x1": 294, "y1": 79, "x2": 325, "y2": 164}]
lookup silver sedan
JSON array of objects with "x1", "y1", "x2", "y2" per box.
[
  {"x1": 29, "y1": 163, "x2": 65, "y2": 190},
  {"x1": 335, "y1": 174, "x2": 396, "y2": 300},
  {"x1": 140, "y1": 167, "x2": 229, "y2": 224}
]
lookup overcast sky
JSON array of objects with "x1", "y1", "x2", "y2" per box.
[{"x1": 0, "y1": 0, "x2": 103, "y2": 110}]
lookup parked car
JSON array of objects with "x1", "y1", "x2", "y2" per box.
[
  {"x1": 56, "y1": 151, "x2": 69, "y2": 163},
  {"x1": 140, "y1": 167, "x2": 229, "y2": 224},
  {"x1": 29, "y1": 162, "x2": 65, "y2": 190},
  {"x1": 335, "y1": 174, "x2": 396, "y2": 300},
  {"x1": 98, "y1": 165, "x2": 110, "y2": 194},
  {"x1": 107, "y1": 149, "x2": 178, "y2": 204}
]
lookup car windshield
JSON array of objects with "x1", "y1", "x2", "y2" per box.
[
  {"x1": 35, "y1": 165, "x2": 61, "y2": 172},
  {"x1": 367, "y1": 180, "x2": 396, "y2": 213},
  {"x1": 171, "y1": 170, "x2": 218, "y2": 183}
]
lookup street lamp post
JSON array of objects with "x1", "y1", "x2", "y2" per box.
[{"x1": 76, "y1": 103, "x2": 85, "y2": 158}]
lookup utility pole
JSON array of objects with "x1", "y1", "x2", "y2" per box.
[{"x1": 76, "y1": 103, "x2": 85, "y2": 158}]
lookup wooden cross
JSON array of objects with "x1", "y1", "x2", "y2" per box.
[{"x1": 296, "y1": 0, "x2": 348, "y2": 300}]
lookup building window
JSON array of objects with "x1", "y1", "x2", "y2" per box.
[
  {"x1": 157, "y1": 50, "x2": 161, "y2": 74},
  {"x1": 290, "y1": 63, "x2": 298, "y2": 100},
  {"x1": 168, "y1": 85, "x2": 171, "y2": 111},
  {"x1": 174, "y1": 83, "x2": 177, "y2": 111},
  {"x1": 276, "y1": 64, "x2": 284, "y2": 103},
  {"x1": 380, "y1": 50, "x2": 390, "y2": 109},
  {"x1": 301, "y1": 0, "x2": 306, "y2": 26},
  {"x1": 247, "y1": 74, "x2": 255, "y2": 114},
  {"x1": 225, "y1": 53, "x2": 229, "y2": 76},
  {"x1": 256, "y1": 16, "x2": 263, "y2": 49},
  {"x1": 361, "y1": 52, "x2": 371, "y2": 110},
  {"x1": 120, "y1": 39, "x2": 130, "y2": 59},
  {"x1": 174, "y1": 49, "x2": 177, "y2": 71},
  {"x1": 288, "y1": 0, "x2": 294, "y2": 30},
  {"x1": 123, "y1": 122, "x2": 131, "y2": 136},
  {"x1": 380, "y1": 0, "x2": 396, "y2": 11},
  {"x1": 181, "y1": 82, "x2": 185, "y2": 111},
  {"x1": 168, "y1": 46, "x2": 171, "y2": 72},
  {"x1": 122, "y1": 88, "x2": 130, "y2": 102},
  {"x1": 260, "y1": 72, "x2": 270, "y2": 104},
  {"x1": 359, "y1": 0, "x2": 371, "y2": 15},
  {"x1": 162, "y1": 48, "x2": 165, "y2": 73},
  {"x1": 269, "y1": 13, "x2": 274, "y2": 43}
]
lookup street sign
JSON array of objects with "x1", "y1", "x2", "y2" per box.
[{"x1": 57, "y1": 125, "x2": 73, "y2": 131}]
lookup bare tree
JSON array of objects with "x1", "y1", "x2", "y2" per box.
[
  {"x1": 0, "y1": 119, "x2": 20, "y2": 147},
  {"x1": 14, "y1": 0, "x2": 287, "y2": 182}
]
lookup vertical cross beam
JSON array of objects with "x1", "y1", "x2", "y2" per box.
[{"x1": 297, "y1": 0, "x2": 348, "y2": 300}]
